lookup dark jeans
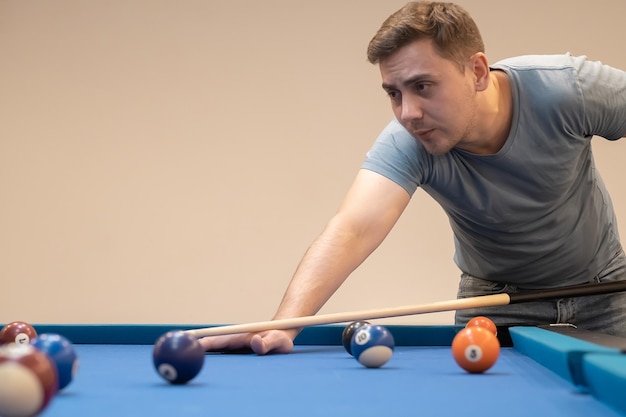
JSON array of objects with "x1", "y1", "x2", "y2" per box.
[{"x1": 455, "y1": 250, "x2": 626, "y2": 337}]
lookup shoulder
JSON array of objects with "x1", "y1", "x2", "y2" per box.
[
  {"x1": 492, "y1": 54, "x2": 626, "y2": 139},
  {"x1": 491, "y1": 53, "x2": 623, "y2": 86},
  {"x1": 490, "y1": 54, "x2": 585, "y2": 98},
  {"x1": 490, "y1": 54, "x2": 588, "y2": 114},
  {"x1": 491, "y1": 53, "x2": 583, "y2": 72},
  {"x1": 372, "y1": 119, "x2": 421, "y2": 154},
  {"x1": 363, "y1": 119, "x2": 430, "y2": 195},
  {"x1": 378, "y1": 118, "x2": 412, "y2": 138}
]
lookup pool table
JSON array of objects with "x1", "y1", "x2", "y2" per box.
[{"x1": 20, "y1": 324, "x2": 626, "y2": 417}]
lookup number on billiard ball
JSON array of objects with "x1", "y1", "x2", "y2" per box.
[
  {"x1": 451, "y1": 326, "x2": 500, "y2": 373},
  {"x1": 153, "y1": 331, "x2": 205, "y2": 384},
  {"x1": 341, "y1": 321, "x2": 370, "y2": 356},
  {"x1": 31, "y1": 333, "x2": 79, "y2": 390},
  {"x1": 0, "y1": 321, "x2": 38, "y2": 345},
  {"x1": 0, "y1": 343, "x2": 58, "y2": 417},
  {"x1": 350, "y1": 324, "x2": 395, "y2": 368}
]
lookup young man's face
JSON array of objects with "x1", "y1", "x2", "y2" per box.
[{"x1": 379, "y1": 38, "x2": 481, "y2": 156}]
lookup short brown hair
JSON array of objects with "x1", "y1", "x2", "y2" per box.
[{"x1": 367, "y1": 1, "x2": 485, "y2": 69}]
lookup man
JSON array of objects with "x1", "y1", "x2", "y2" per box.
[{"x1": 200, "y1": 1, "x2": 626, "y2": 354}]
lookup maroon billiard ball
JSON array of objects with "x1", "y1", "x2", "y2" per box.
[
  {"x1": 0, "y1": 321, "x2": 38, "y2": 345},
  {"x1": 0, "y1": 343, "x2": 58, "y2": 417}
]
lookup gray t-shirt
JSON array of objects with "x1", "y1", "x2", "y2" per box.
[{"x1": 362, "y1": 54, "x2": 626, "y2": 288}]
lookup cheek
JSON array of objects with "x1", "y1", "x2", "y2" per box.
[{"x1": 442, "y1": 94, "x2": 477, "y2": 124}]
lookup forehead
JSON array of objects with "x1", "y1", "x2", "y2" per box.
[{"x1": 379, "y1": 38, "x2": 459, "y2": 86}]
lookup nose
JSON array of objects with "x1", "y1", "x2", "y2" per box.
[{"x1": 398, "y1": 95, "x2": 424, "y2": 123}]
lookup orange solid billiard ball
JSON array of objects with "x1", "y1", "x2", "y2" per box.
[
  {"x1": 452, "y1": 326, "x2": 500, "y2": 373},
  {"x1": 465, "y1": 316, "x2": 497, "y2": 336}
]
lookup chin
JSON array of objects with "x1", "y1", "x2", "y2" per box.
[
  {"x1": 411, "y1": 132, "x2": 452, "y2": 155},
  {"x1": 419, "y1": 140, "x2": 453, "y2": 156},
  {"x1": 426, "y1": 148, "x2": 451, "y2": 156}
]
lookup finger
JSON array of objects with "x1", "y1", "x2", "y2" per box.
[
  {"x1": 250, "y1": 331, "x2": 294, "y2": 355},
  {"x1": 198, "y1": 333, "x2": 253, "y2": 352}
]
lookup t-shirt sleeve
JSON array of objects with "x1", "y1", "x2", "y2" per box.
[
  {"x1": 574, "y1": 55, "x2": 626, "y2": 140},
  {"x1": 361, "y1": 119, "x2": 425, "y2": 196}
]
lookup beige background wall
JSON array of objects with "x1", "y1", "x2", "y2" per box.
[{"x1": 1, "y1": 0, "x2": 625, "y2": 326}]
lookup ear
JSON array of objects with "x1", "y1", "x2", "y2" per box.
[{"x1": 467, "y1": 52, "x2": 490, "y2": 91}]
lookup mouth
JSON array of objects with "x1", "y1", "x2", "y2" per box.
[{"x1": 414, "y1": 128, "x2": 434, "y2": 140}]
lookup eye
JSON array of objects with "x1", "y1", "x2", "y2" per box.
[
  {"x1": 384, "y1": 89, "x2": 401, "y2": 104},
  {"x1": 414, "y1": 82, "x2": 433, "y2": 97},
  {"x1": 385, "y1": 89, "x2": 399, "y2": 99},
  {"x1": 415, "y1": 82, "x2": 429, "y2": 92}
]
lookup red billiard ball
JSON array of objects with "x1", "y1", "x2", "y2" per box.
[
  {"x1": 31, "y1": 333, "x2": 79, "y2": 390},
  {"x1": 465, "y1": 316, "x2": 498, "y2": 336},
  {"x1": 153, "y1": 331, "x2": 204, "y2": 384},
  {"x1": 342, "y1": 321, "x2": 370, "y2": 356},
  {"x1": 0, "y1": 343, "x2": 58, "y2": 417},
  {"x1": 0, "y1": 321, "x2": 38, "y2": 345},
  {"x1": 452, "y1": 326, "x2": 500, "y2": 374}
]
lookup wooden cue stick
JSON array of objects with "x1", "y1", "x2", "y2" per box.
[{"x1": 185, "y1": 280, "x2": 626, "y2": 339}]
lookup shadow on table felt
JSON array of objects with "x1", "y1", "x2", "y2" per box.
[
  {"x1": 148, "y1": 381, "x2": 209, "y2": 389},
  {"x1": 54, "y1": 391, "x2": 81, "y2": 399}
]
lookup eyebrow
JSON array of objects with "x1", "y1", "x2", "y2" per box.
[{"x1": 382, "y1": 74, "x2": 433, "y2": 90}]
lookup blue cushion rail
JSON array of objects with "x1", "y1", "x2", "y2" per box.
[
  {"x1": 509, "y1": 326, "x2": 618, "y2": 386},
  {"x1": 29, "y1": 324, "x2": 462, "y2": 346},
  {"x1": 582, "y1": 353, "x2": 626, "y2": 416}
]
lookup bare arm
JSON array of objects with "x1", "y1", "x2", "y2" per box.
[
  {"x1": 199, "y1": 169, "x2": 411, "y2": 354},
  {"x1": 272, "y1": 169, "x2": 411, "y2": 324}
]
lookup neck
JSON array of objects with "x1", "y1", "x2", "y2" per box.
[{"x1": 468, "y1": 70, "x2": 512, "y2": 155}]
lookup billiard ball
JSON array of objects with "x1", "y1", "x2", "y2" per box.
[
  {"x1": 350, "y1": 324, "x2": 395, "y2": 368},
  {"x1": 0, "y1": 321, "x2": 38, "y2": 345},
  {"x1": 451, "y1": 326, "x2": 500, "y2": 373},
  {"x1": 153, "y1": 330, "x2": 205, "y2": 384},
  {"x1": 341, "y1": 321, "x2": 370, "y2": 356},
  {"x1": 31, "y1": 333, "x2": 79, "y2": 390},
  {"x1": 465, "y1": 316, "x2": 497, "y2": 336},
  {"x1": 0, "y1": 343, "x2": 58, "y2": 417}
]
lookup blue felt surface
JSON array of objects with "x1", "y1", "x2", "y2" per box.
[{"x1": 40, "y1": 344, "x2": 623, "y2": 417}]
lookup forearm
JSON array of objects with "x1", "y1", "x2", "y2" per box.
[
  {"x1": 270, "y1": 169, "x2": 411, "y2": 339},
  {"x1": 275, "y1": 218, "x2": 370, "y2": 311},
  {"x1": 271, "y1": 217, "x2": 374, "y2": 338}
]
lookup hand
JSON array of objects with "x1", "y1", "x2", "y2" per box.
[{"x1": 198, "y1": 330, "x2": 295, "y2": 355}]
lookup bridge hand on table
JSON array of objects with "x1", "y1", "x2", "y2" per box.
[{"x1": 198, "y1": 330, "x2": 295, "y2": 355}]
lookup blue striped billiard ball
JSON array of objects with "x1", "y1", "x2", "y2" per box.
[
  {"x1": 153, "y1": 331, "x2": 204, "y2": 384},
  {"x1": 350, "y1": 324, "x2": 395, "y2": 368},
  {"x1": 31, "y1": 333, "x2": 79, "y2": 390}
]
